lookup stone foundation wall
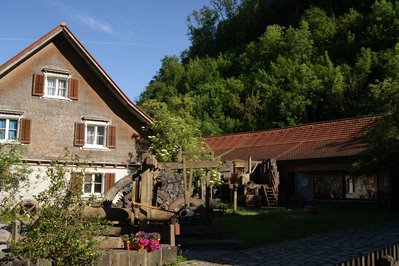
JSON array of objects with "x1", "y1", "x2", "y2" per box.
[
  {"x1": 97, "y1": 245, "x2": 177, "y2": 266},
  {"x1": 0, "y1": 245, "x2": 177, "y2": 266}
]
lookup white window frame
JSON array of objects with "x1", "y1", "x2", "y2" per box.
[
  {"x1": 43, "y1": 71, "x2": 70, "y2": 99},
  {"x1": 83, "y1": 120, "x2": 108, "y2": 150},
  {"x1": 0, "y1": 115, "x2": 20, "y2": 143},
  {"x1": 83, "y1": 173, "x2": 104, "y2": 197}
]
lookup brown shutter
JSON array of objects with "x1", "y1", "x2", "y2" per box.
[
  {"x1": 19, "y1": 119, "x2": 31, "y2": 144},
  {"x1": 107, "y1": 126, "x2": 116, "y2": 149},
  {"x1": 74, "y1": 122, "x2": 85, "y2": 147},
  {"x1": 32, "y1": 74, "x2": 44, "y2": 96},
  {"x1": 70, "y1": 172, "x2": 83, "y2": 196},
  {"x1": 68, "y1": 79, "x2": 79, "y2": 100},
  {"x1": 104, "y1": 173, "x2": 115, "y2": 193}
]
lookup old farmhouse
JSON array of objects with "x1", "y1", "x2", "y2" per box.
[
  {"x1": 0, "y1": 23, "x2": 152, "y2": 198},
  {"x1": 205, "y1": 116, "x2": 398, "y2": 209}
]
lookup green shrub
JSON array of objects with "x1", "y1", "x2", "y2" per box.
[{"x1": 1, "y1": 149, "x2": 110, "y2": 265}]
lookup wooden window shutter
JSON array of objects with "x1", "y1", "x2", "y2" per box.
[
  {"x1": 107, "y1": 126, "x2": 116, "y2": 149},
  {"x1": 19, "y1": 119, "x2": 31, "y2": 144},
  {"x1": 104, "y1": 173, "x2": 115, "y2": 193},
  {"x1": 32, "y1": 74, "x2": 44, "y2": 96},
  {"x1": 70, "y1": 172, "x2": 83, "y2": 196},
  {"x1": 68, "y1": 79, "x2": 79, "y2": 100},
  {"x1": 74, "y1": 122, "x2": 85, "y2": 147}
]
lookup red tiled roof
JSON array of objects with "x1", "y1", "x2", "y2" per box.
[{"x1": 205, "y1": 117, "x2": 378, "y2": 161}]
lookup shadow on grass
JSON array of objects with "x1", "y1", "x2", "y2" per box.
[{"x1": 219, "y1": 208, "x2": 399, "y2": 249}]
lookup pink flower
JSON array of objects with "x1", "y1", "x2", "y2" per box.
[{"x1": 120, "y1": 231, "x2": 161, "y2": 252}]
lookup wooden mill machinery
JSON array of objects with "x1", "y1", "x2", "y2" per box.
[{"x1": 81, "y1": 151, "x2": 220, "y2": 245}]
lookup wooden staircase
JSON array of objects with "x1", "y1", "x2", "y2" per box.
[
  {"x1": 261, "y1": 185, "x2": 278, "y2": 207},
  {"x1": 261, "y1": 159, "x2": 280, "y2": 207}
]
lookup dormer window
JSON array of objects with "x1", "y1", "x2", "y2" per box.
[{"x1": 32, "y1": 69, "x2": 78, "y2": 100}]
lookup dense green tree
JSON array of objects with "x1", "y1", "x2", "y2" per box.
[
  {"x1": 139, "y1": 0, "x2": 399, "y2": 137},
  {"x1": 352, "y1": 78, "x2": 399, "y2": 174}
]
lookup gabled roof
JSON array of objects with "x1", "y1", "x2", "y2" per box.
[
  {"x1": 205, "y1": 116, "x2": 378, "y2": 162},
  {"x1": 0, "y1": 22, "x2": 153, "y2": 126}
]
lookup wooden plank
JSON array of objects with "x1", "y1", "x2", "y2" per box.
[
  {"x1": 371, "y1": 252, "x2": 375, "y2": 266},
  {"x1": 183, "y1": 156, "x2": 189, "y2": 206},
  {"x1": 169, "y1": 224, "x2": 175, "y2": 246}
]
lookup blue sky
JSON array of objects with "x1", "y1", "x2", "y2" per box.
[{"x1": 0, "y1": 0, "x2": 209, "y2": 102}]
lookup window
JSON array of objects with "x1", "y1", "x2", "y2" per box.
[
  {"x1": 314, "y1": 174, "x2": 377, "y2": 200},
  {"x1": 74, "y1": 120, "x2": 116, "y2": 149},
  {"x1": 44, "y1": 72, "x2": 69, "y2": 98},
  {"x1": 86, "y1": 123, "x2": 106, "y2": 147},
  {"x1": 32, "y1": 70, "x2": 78, "y2": 100},
  {"x1": 314, "y1": 175, "x2": 344, "y2": 199},
  {"x1": 83, "y1": 173, "x2": 104, "y2": 195},
  {"x1": 0, "y1": 113, "x2": 30, "y2": 144},
  {"x1": 0, "y1": 118, "x2": 18, "y2": 141},
  {"x1": 345, "y1": 175, "x2": 377, "y2": 200},
  {"x1": 70, "y1": 172, "x2": 115, "y2": 197},
  {"x1": 84, "y1": 121, "x2": 108, "y2": 149},
  {"x1": 46, "y1": 76, "x2": 68, "y2": 97}
]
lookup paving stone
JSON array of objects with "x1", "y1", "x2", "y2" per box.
[{"x1": 179, "y1": 219, "x2": 399, "y2": 266}]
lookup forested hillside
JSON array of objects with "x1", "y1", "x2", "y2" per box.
[{"x1": 138, "y1": 0, "x2": 399, "y2": 137}]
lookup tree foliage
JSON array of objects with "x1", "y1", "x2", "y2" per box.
[
  {"x1": 0, "y1": 144, "x2": 32, "y2": 221},
  {"x1": 138, "y1": 0, "x2": 399, "y2": 137},
  {"x1": 0, "y1": 149, "x2": 110, "y2": 265},
  {"x1": 138, "y1": 0, "x2": 399, "y2": 179},
  {"x1": 352, "y1": 79, "x2": 399, "y2": 174}
]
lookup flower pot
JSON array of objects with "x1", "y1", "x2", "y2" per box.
[
  {"x1": 124, "y1": 241, "x2": 135, "y2": 250},
  {"x1": 124, "y1": 241, "x2": 142, "y2": 250}
]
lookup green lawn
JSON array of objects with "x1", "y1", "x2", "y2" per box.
[{"x1": 218, "y1": 208, "x2": 399, "y2": 248}]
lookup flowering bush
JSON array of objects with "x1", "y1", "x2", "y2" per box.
[{"x1": 121, "y1": 231, "x2": 161, "y2": 252}]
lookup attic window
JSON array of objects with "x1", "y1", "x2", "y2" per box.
[
  {"x1": 32, "y1": 69, "x2": 78, "y2": 100},
  {"x1": 42, "y1": 69, "x2": 71, "y2": 98}
]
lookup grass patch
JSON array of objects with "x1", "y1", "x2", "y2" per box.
[
  {"x1": 220, "y1": 208, "x2": 399, "y2": 248},
  {"x1": 163, "y1": 255, "x2": 187, "y2": 266}
]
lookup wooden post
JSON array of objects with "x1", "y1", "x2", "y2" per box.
[
  {"x1": 183, "y1": 156, "x2": 189, "y2": 207},
  {"x1": 139, "y1": 169, "x2": 151, "y2": 225},
  {"x1": 188, "y1": 162, "x2": 193, "y2": 204},
  {"x1": 169, "y1": 224, "x2": 175, "y2": 246},
  {"x1": 233, "y1": 185, "x2": 238, "y2": 213},
  {"x1": 140, "y1": 169, "x2": 150, "y2": 205},
  {"x1": 248, "y1": 156, "x2": 252, "y2": 174},
  {"x1": 201, "y1": 179, "x2": 206, "y2": 200},
  {"x1": 11, "y1": 220, "x2": 21, "y2": 243},
  {"x1": 205, "y1": 171, "x2": 211, "y2": 211}
]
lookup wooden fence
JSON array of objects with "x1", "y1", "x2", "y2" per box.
[{"x1": 337, "y1": 243, "x2": 399, "y2": 266}]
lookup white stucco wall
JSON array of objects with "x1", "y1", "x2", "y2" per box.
[{"x1": 0, "y1": 164, "x2": 130, "y2": 204}]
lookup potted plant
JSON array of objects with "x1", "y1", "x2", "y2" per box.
[
  {"x1": 121, "y1": 231, "x2": 161, "y2": 252},
  {"x1": 121, "y1": 234, "x2": 135, "y2": 250}
]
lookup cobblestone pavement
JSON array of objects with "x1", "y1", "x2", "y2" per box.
[{"x1": 179, "y1": 219, "x2": 399, "y2": 266}]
